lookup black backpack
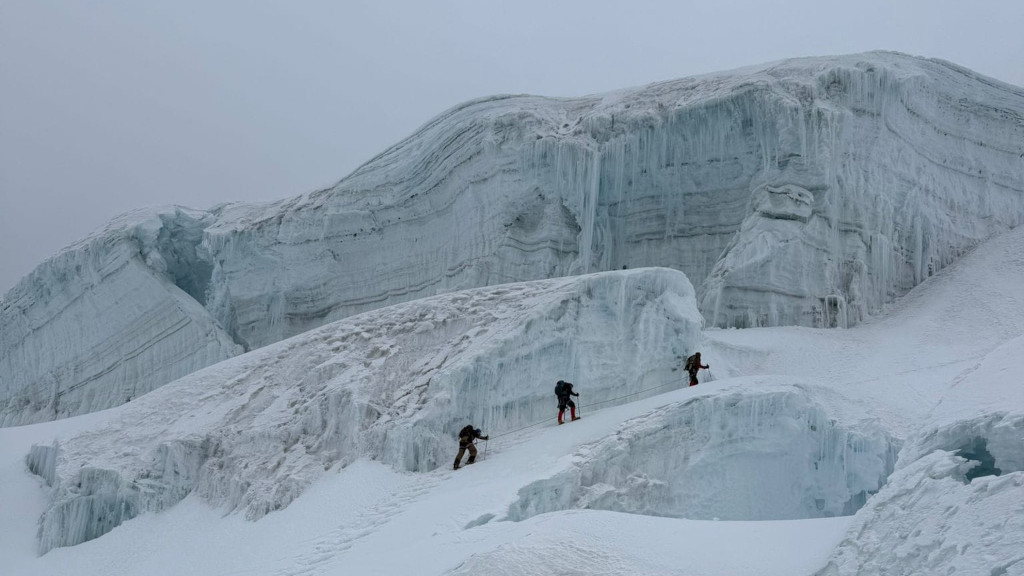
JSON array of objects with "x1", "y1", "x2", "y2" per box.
[
  {"x1": 554, "y1": 380, "x2": 566, "y2": 396},
  {"x1": 459, "y1": 425, "x2": 476, "y2": 438},
  {"x1": 684, "y1": 354, "x2": 697, "y2": 372}
]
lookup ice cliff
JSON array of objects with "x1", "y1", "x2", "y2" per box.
[
  {"x1": 505, "y1": 381, "x2": 898, "y2": 523},
  {"x1": 25, "y1": 268, "x2": 703, "y2": 553},
  {"x1": 0, "y1": 209, "x2": 243, "y2": 426},
  {"x1": 4, "y1": 51, "x2": 1024, "y2": 425}
]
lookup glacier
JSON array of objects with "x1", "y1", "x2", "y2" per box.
[
  {"x1": 1, "y1": 224, "x2": 1023, "y2": 574},
  {"x1": 4, "y1": 51, "x2": 1024, "y2": 426},
  {"x1": 24, "y1": 268, "x2": 703, "y2": 553},
  {"x1": 505, "y1": 382, "x2": 898, "y2": 523},
  {"x1": 0, "y1": 208, "x2": 243, "y2": 426},
  {"x1": 817, "y1": 336, "x2": 1024, "y2": 576}
]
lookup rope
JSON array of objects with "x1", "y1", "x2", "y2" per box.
[
  {"x1": 487, "y1": 414, "x2": 557, "y2": 439},
  {"x1": 579, "y1": 375, "x2": 689, "y2": 410},
  {"x1": 486, "y1": 371, "x2": 699, "y2": 440},
  {"x1": 475, "y1": 354, "x2": 975, "y2": 451}
]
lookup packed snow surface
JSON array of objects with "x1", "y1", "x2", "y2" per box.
[
  {"x1": 2, "y1": 224, "x2": 1024, "y2": 575},
  {"x1": 5, "y1": 51, "x2": 1024, "y2": 425}
]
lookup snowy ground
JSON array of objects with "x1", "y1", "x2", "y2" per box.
[
  {"x1": 2, "y1": 386, "x2": 852, "y2": 576},
  {"x1": 2, "y1": 226, "x2": 1024, "y2": 575}
]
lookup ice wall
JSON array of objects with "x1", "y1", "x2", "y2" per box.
[
  {"x1": 204, "y1": 53, "x2": 1024, "y2": 338},
  {"x1": 506, "y1": 382, "x2": 898, "y2": 522},
  {"x1": 0, "y1": 208, "x2": 242, "y2": 426},
  {"x1": 5, "y1": 52, "x2": 1024, "y2": 425},
  {"x1": 816, "y1": 414, "x2": 1024, "y2": 576},
  {"x1": 703, "y1": 60, "x2": 1024, "y2": 327},
  {"x1": 25, "y1": 268, "x2": 702, "y2": 553}
]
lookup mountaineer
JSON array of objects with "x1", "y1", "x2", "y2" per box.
[
  {"x1": 684, "y1": 352, "x2": 710, "y2": 386},
  {"x1": 555, "y1": 380, "x2": 580, "y2": 424},
  {"x1": 453, "y1": 424, "x2": 488, "y2": 469}
]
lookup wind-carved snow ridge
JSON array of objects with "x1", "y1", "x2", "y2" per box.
[
  {"x1": 24, "y1": 268, "x2": 702, "y2": 553},
  {"x1": 506, "y1": 382, "x2": 899, "y2": 522},
  {"x1": 5, "y1": 52, "x2": 1024, "y2": 426}
]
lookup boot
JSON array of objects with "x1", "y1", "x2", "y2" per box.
[
  {"x1": 558, "y1": 410, "x2": 564, "y2": 425},
  {"x1": 571, "y1": 407, "x2": 579, "y2": 421}
]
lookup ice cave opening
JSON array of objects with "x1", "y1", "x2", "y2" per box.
[
  {"x1": 959, "y1": 437, "x2": 1003, "y2": 482},
  {"x1": 910, "y1": 415, "x2": 1024, "y2": 485}
]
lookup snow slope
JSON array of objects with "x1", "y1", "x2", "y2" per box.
[
  {"x1": 2, "y1": 225, "x2": 1023, "y2": 575},
  {"x1": 5, "y1": 51, "x2": 1024, "y2": 425},
  {"x1": 19, "y1": 267, "x2": 703, "y2": 553}
]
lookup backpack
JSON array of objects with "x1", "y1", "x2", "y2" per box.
[
  {"x1": 554, "y1": 380, "x2": 566, "y2": 397},
  {"x1": 684, "y1": 354, "x2": 697, "y2": 372},
  {"x1": 459, "y1": 425, "x2": 475, "y2": 438}
]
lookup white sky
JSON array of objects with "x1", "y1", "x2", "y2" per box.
[{"x1": 2, "y1": 0, "x2": 1022, "y2": 293}]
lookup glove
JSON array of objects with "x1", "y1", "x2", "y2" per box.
[{"x1": 482, "y1": 436, "x2": 489, "y2": 441}]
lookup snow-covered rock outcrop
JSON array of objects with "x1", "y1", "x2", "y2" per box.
[
  {"x1": 5, "y1": 51, "x2": 1024, "y2": 425},
  {"x1": 25, "y1": 268, "x2": 702, "y2": 553}
]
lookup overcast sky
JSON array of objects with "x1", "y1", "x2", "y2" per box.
[{"x1": 2, "y1": 0, "x2": 1022, "y2": 293}]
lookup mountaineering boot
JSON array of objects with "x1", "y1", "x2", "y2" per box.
[
  {"x1": 557, "y1": 411, "x2": 563, "y2": 425},
  {"x1": 570, "y1": 406, "x2": 577, "y2": 420},
  {"x1": 453, "y1": 463, "x2": 460, "y2": 470}
]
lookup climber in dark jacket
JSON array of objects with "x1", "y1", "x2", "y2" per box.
[
  {"x1": 684, "y1": 352, "x2": 710, "y2": 386},
  {"x1": 453, "y1": 424, "x2": 488, "y2": 469},
  {"x1": 555, "y1": 380, "x2": 580, "y2": 425}
]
